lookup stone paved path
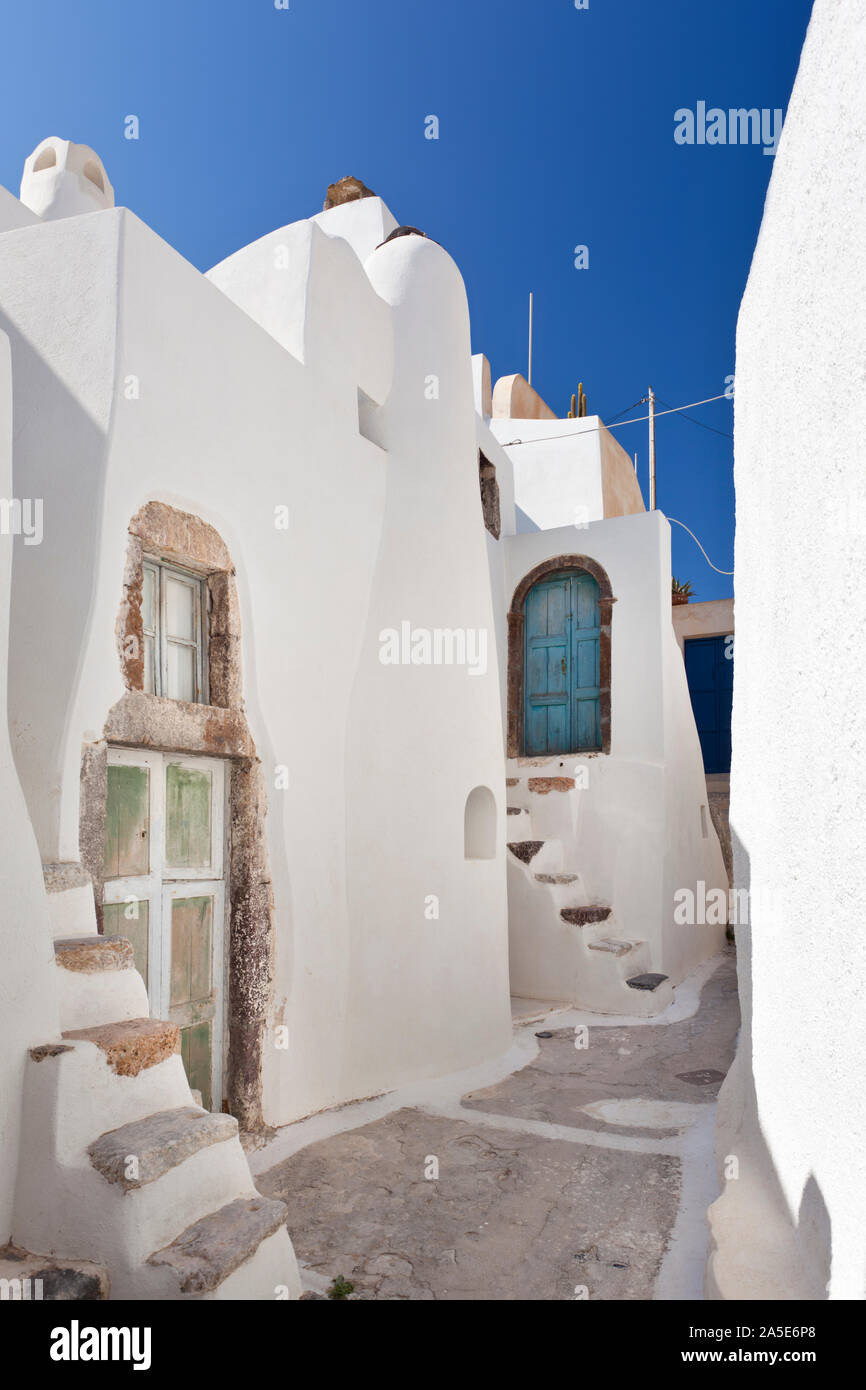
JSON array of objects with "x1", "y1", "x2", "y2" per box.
[{"x1": 255, "y1": 948, "x2": 739, "y2": 1301}]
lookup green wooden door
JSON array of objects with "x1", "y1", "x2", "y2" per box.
[
  {"x1": 524, "y1": 571, "x2": 601, "y2": 754},
  {"x1": 103, "y1": 749, "x2": 226, "y2": 1110}
]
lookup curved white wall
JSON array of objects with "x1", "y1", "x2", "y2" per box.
[
  {"x1": 0, "y1": 332, "x2": 59, "y2": 1241},
  {"x1": 335, "y1": 232, "x2": 512, "y2": 1103}
]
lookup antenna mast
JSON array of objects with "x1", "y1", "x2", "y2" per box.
[{"x1": 528, "y1": 292, "x2": 534, "y2": 387}]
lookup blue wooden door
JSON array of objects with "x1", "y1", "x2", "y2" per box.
[
  {"x1": 524, "y1": 572, "x2": 601, "y2": 755},
  {"x1": 684, "y1": 635, "x2": 733, "y2": 774}
]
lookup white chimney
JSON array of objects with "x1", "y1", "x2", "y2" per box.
[{"x1": 20, "y1": 138, "x2": 114, "y2": 221}]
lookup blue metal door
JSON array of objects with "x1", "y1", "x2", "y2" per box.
[
  {"x1": 524, "y1": 572, "x2": 601, "y2": 755},
  {"x1": 684, "y1": 635, "x2": 733, "y2": 774}
]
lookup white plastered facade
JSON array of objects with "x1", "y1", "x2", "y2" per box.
[
  {"x1": 481, "y1": 404, "x2": 727, "y2": 1015},
  {"x1": 0, "y1": 145, "x2": 725, "y2": 1294}
]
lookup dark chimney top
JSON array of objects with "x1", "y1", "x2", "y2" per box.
[{"x1": 323, "y1": 176, "x2": 376, "y2": 211}]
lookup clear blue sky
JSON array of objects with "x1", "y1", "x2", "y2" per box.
[{"x1": 0, "y1": 0, "x2": 814, "y2": 599}]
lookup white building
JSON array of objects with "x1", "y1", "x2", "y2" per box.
[{"x1": 0, "y1": 142, "x2": 726, "y2": 1298}]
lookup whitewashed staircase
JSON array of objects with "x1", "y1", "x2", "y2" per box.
[
  {"x1": 14, "y1": 874, "x2": 300, "y2": 1301},
  {"x1": 505, "y1": 789, "x2": 673, "y2": 1016}
]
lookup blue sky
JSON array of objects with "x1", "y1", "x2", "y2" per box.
[{"x1": 0, "y1": 0, "x2": 813, "y2": 598}]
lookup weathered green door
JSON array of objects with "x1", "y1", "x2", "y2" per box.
[
  {"x1": 103, "y1": 749, "x2": 226, "y2": 1110},
  {"x1": 524, "y1": 571, "x2": 601, "y2": 755},
  {"x1": 163, "y1": 891, "x2": 217, "y2": 1110}
]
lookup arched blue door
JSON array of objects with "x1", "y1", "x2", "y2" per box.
[{"x1": 524, "y1": 571, "x2": 601, "y2": 755}]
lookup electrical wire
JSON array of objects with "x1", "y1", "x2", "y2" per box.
[
  {"x1": 603, "y1": 396, "x2": 647, "y2": 425},
  {"x1": 655, "y1": 395, "x2": 733, "y2": 440},
  {"x1": 610, "y1": 392, "x2": 733, "y2": 426},
  {"x1": 500, "y1": 392, "x2": 733, "y2": 446},
  {"x1": 497, "y1": 387, "x2": 735, "y2": 576},
  {"x1": 667, "y1": 517, "x2": 734, "y2": 575}
]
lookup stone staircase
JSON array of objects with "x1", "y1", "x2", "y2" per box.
[
  {"x1": 505, "y1": 787, "x2": 672, "y2": 1016},
  {"x1": 14, "y1": 877, "x2": 300, "y2": 1301}
]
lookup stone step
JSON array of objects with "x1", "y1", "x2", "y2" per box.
[
  {"x1": 560, "y1": 906, "x2": 611, "y2": 926},
  {"x1": 507, "y1": 840, "x2": 545, "y2": 864},
  {"x1": 44, "y1": 865, "x2": 98, "y2": 941},
  {"x1": 55, "y1": 935, "x2": 135, "y2": 973},
  {"x1": 55, "y1": 940, "x2": 150, "y2": 1032},
  {"x1": 62, "y1": 1018, "x2": 180, "y2": 1076},
  {"x1": 89, "y1": 1107, "x2": 238, "y2": 1192},
  {"x1": 534, "y1": 872, "x2": 579, "y2": 885},
  {"x1": 147, "y1": 1195, "x2": 288, "y2": 1296},
  {"x1": 626, "y1": 972, "x2": 669, "y2": 992},
  {"x1": 587, "y1": 938, "x2": 637, "y2": 957}
]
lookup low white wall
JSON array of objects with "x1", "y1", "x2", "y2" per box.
[
  {"x1": 491, "y1": 417, "x2": 644, "y2": 532},
  {"x1": 672, "y1": 597, "x2": 734, "y2": 654}
]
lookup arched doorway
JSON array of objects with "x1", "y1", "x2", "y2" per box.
[
  {"x1": 80, "y1": 501, "x2": 272, "y2": 1130},
  {"x1": 507, "y1": 554, "x2": 614, "y2": 758}
]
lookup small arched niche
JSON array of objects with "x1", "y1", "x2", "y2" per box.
[
  {"x1": 33, "y1": 146, "x2": 57, "y2": 172},
  {"x1": 464, "y1": 785, "x2": 497, "y2": 860}
]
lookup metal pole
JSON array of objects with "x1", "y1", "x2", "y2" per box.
[
  {"x1": 648, "y1": 386, "x2": 656, "y2": 509},
  {"x1": 528, "y1": 292, "x2": 533, "y2": 387}
]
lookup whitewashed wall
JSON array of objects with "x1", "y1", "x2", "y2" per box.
[
  {"x1": 490, "y1": 415, "x2": 644, "y2": 533},
  {"x1": 0, "y1": 331, "x2": 59, "y2": 1241},
  {"x1": 707, "y1": 0, "x2": 866, "y2": 1300},
  {"x1": 501, "y1": 512, "x2": 727, "y2": 997},
  {"x1": 0, "y1": 196, "x2": 511, "y2": 1131}
]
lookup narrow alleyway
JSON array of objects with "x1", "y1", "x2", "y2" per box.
[{"x1": 254, "y1": 950, "x2": 739, "y2": 1300}]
